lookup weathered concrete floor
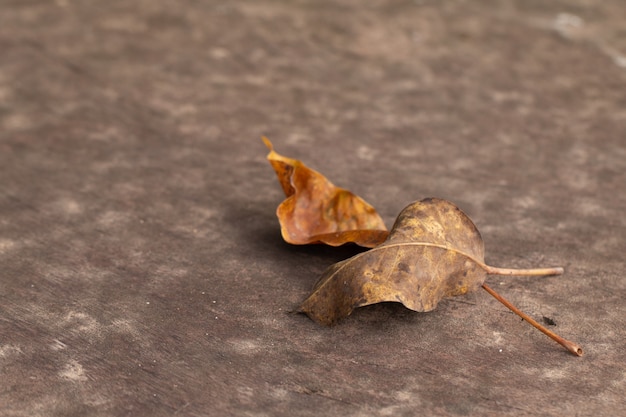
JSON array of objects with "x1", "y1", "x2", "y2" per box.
[{"x1": 1, "y1": 1, "x2": 625, "y2": 416}]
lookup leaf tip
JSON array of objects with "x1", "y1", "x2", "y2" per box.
[{"x1": 261, "y1": 136, "x2": 273, "y2": 151}]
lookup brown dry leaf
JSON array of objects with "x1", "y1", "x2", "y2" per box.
[
  {"x1": 263, "y1": 137, "x2": 388, "y2": 248},
  {"x1": 300, "y1": 198, "x2": 562, "y2": 325}
]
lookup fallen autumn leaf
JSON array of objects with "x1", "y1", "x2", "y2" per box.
[
  {"x1": 263, "y1": 137, "x2": 388, "y2": 248},
  {"x1": 300, "y1": 198, "x2": 583, "y2": 356}
]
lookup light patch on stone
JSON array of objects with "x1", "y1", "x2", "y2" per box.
[
  {"x1": 59, "y1": 360, "x2": 88, "y2": 382},
  {"x1": 0, "y1": 344, "x2": 23, "y2": 358},
  {"x1": 0, "y1": 239, "x2": 16, "y2": 254},
  {"x1": 357, "y1": 145, "x2": 378, "y2": 161}
]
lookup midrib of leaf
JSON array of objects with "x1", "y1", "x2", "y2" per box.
[
  {"x1": 317, "y1": 241, "x2": 487, "y2": 290},
  {"x1": 315, "y1": 242, "x2": 563, "y2": 296},
  {"x1": 370, "y1": 241, "x2": 487, "y2": 269}
]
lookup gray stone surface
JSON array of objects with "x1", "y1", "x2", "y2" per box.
[{"x1": 1, "y1": 1, "x2": 625, "y2": 416}]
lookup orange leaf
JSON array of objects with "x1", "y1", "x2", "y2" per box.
[{"x1": 263, "y1": 137, "x2": 388, "y2": 248}]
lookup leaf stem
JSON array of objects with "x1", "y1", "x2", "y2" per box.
[
  {"x1": 481, "y1": 283, "x2": 583, "y2": 356},
  {"x1": 485, "y1": 265, "x2": 564, "y2": 276}
]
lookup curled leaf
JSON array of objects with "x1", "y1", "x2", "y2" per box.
[
  {"x1": 300, "y1": 198, "x2": 562, "y2": 325},
  {"x1": 263, "y1": 137, "x2": 388, "y2": 248}
]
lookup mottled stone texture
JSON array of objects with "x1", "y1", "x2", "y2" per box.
[{"x1": 1, "y1": 1, "x2": 625, "y2": 416}]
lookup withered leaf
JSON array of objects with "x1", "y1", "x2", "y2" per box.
[
  {"x1": 263, "y1": 137, "x2": 388, "y2": 248},
  {"x1": 300, "y1": 198, "x2": 563, "y2": 326}
]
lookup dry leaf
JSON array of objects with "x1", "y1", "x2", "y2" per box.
[
  {"x1": 263, "y1": 137, "x2": 388, "y2": 248},
  {"x1": 300, "y1": 198, "x2": 562, "y2": 325},
  {"x1": 300, "y1": 197, "x2": 583, "y2": 356}
]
